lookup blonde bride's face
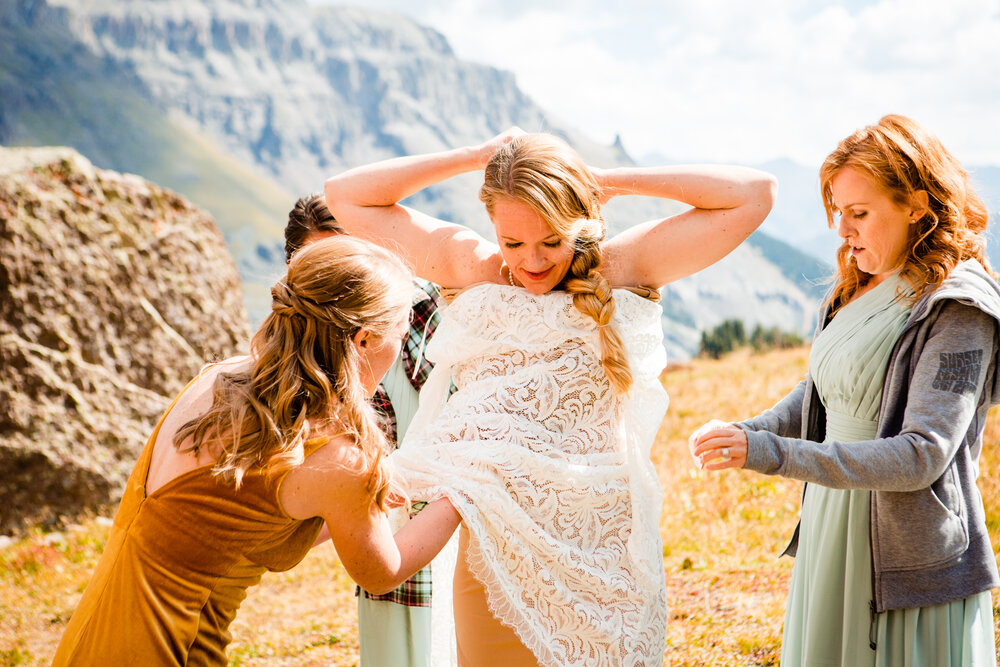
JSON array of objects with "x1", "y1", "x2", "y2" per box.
[{"x1": 491, "y1": 196, "x2": 574, "y2": 294}]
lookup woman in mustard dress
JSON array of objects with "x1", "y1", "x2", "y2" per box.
[
  {"x1": 53, "y1": 235, "x2": 461, "y2": 666},
  {"x1": 690, "y1": 114, "x2": 999, "y2": 666}
]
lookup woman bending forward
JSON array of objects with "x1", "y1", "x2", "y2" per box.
[{"x1": 53, "y1": 236, "x2": 460, "y2": 666}]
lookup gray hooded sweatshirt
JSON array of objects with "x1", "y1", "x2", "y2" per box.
[{"x1": 739, "y1": 259, "x2": 1000, "y2": 613}]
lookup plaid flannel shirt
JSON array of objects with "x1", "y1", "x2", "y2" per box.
[{"x1": 359, "y1": 278, "x2": 441, "y2": 608}]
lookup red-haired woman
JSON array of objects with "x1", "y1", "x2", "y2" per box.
[{"x1": 691, "y1": 115, "x2": 999, "y2": 666}]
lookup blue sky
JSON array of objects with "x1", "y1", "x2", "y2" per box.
[{"x1": 315, "y1": 0, "x2": 1000, "y2": 168}]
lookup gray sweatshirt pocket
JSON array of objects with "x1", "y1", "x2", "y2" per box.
[{"x1": 873, "y1": 468, "x2": 968, "y2": 571}]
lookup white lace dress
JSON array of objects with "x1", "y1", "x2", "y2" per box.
[{"x1": 390, "y1": 284, "x2": 670, "y2": 667}]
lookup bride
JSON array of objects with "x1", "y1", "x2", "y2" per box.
[{"x1": 324, "y1": 129, "x2": 776, "y2": 666}]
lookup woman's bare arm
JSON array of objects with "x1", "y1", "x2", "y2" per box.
[
  {"x1": 599, "y1": 164, "x2": 778, "y2": 287},
  {"x1": 323, "y1": 130, "x2": 522, "y2": 287},
  {"x1": 280, "y1": 437, "x2": 460, "y2": 593}
]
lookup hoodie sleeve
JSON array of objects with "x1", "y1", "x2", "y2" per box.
[
  {"x1": 742, "y1": 301, "x2": 997, "y2": 490},
  {"x1": 735, "y1": 378, "x2": 807, "y2": 440}
]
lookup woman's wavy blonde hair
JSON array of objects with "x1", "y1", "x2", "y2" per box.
[
  {"x1": 172, "y1": 235, "x2": 413, "y2": 511},
  {"x1": 821, "y1": 114, "x2": 994, "y2": 313},
  {"x1": 479, "y1": 133, "x2": 632, "y2": 394}
]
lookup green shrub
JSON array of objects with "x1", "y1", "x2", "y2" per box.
[{"x1": 699, "y1": 319, "x2": 803, "y2": 358}]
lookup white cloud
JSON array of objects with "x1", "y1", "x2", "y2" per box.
[{"x1": 323, "y1": 0, "x2": 1000, "y2": 166}]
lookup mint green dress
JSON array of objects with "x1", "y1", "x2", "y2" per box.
[
  {"x1": 781, "y1": 274, "x2": 996, "y2": 667},
  {"x1": 357, "y1": 355, "x2": 433, "y2": 667}
]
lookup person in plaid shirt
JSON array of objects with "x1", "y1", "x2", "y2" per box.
[{"x1": 285, "y1": 194, "x2": 442, "y2": 666}]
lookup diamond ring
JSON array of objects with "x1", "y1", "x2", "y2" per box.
[{"x1": 722, "y1": 447, "x2": 730, "y2": 460}]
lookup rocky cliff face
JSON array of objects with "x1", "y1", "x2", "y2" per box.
[
  {"x1": 50, "y1": 0, "x2": 627, "y2": 228},
  {"x1": 0, "y1": 146, "x2": 250, "y2": 534}
]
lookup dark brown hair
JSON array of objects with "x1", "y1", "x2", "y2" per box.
[{"x1": 284, "y1": 193, "x2": 343, "y2": 262}]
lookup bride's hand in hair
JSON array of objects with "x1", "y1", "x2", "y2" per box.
[
  {"x1": 475, "y1": 126, "x2": 526, "y2": 167},
  {"x1": 589, "y1": 166, "x2": 637, "y2": 206},
  {"x1": 589, "y1": 166, "x2": 618, "y2": 206}
]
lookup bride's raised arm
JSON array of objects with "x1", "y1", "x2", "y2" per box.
[
  {"x1": 599, "y1": 164, "x2": 778, "y2": 288},
  {"x1": 324, "y1": 131, "x2": 522, "y2": 288}
]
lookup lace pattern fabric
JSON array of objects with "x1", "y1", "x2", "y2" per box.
[{"x1": 391, "y1": 284, "x2": 669, "y2": 667}]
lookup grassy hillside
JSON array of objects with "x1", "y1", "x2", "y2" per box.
[{"x1": 2, "y1": 347, "x2": 997, "y2": 666}]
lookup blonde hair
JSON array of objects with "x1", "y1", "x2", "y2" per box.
[
  {"x1": 479, "y1": 133, "x2": 632, "y2": 394},
  {"x1": 821, "y1": 114, "x2": 994, "y2": 313},
  {"x1": 173, "y1": 235, "x2": 412, "y2": 511}
]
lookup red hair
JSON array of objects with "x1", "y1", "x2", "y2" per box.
[{"x1": 820, "y1": 114, "x2": 994, "y2": 313}]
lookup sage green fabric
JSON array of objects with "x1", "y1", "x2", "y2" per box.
[
  {"x1": 382, "y1": 355, "x2": 420, "y2": 444},
  {"x1": 781, "y1": 274, "x2": 995, "y2": 667},
  {"x1": 357, "y1": 595, "x2": 433, "y2": 667}
]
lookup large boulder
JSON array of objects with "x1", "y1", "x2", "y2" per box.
[{"x1": 0, "y1": 146, "x2": 251, "y2": 535}]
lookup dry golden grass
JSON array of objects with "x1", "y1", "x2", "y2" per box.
[
  {"x1": 656, "y1": 348, "x2": 808, "y2": 666},
  {"x1": 1, "y1": 346, "x2": 998, "y2": 666}
]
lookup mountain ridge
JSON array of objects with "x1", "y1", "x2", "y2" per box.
[{"x1": 2, "y1": 0, "x2": 827, "y2": 357}]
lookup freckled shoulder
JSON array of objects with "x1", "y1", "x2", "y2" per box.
[
  {"x1": 278, "y1": 432, "x2": 374, "y2": 520},
  {"x1": 596, "y1": 242, "x2": 631, "y2": 286}
]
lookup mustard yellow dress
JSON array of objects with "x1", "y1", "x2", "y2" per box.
[{"x1": 52, "y1": 388, "x2": 325, "y2": 666}]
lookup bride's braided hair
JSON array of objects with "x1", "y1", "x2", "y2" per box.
[{"x1": 480, "y1": 133, "x2": 632, "y2": 394}]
